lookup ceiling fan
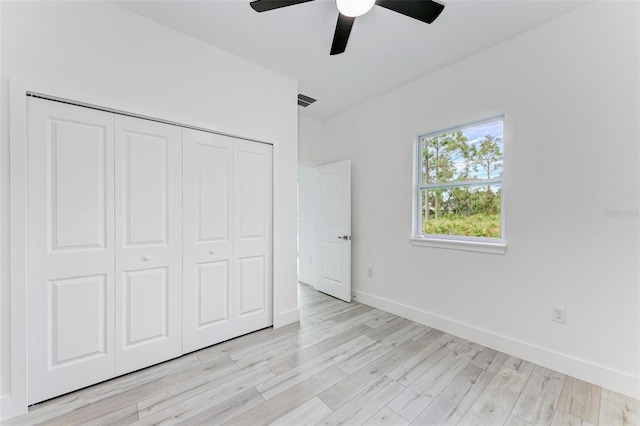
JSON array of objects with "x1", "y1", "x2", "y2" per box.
[{"x1": 249, "y1": 0, "x2": 445, "y2": 55}]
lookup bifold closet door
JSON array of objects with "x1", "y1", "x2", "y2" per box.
[
  {"x1": 27, "y1": 98, "x2": 270, "y2": 401},
  {"x1": 27, "y1": 97, "x2": 116, "y2": 404},
  {"x1": 114, "y1": 116, "x2": 183, "y2": 375},
  {"x1": 182, "y1": 129, "x2": 235, "y2": 353},
  {"x1": 234, "y1": 139, "x2": 273, "y2": 336},
  {"x1": 183, "y1": 130, "x2": 273, "y2": 352}
]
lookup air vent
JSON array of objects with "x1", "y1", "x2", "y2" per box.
[{"x1": 298, "y1": 94, "x2": 317, "y2": 108}]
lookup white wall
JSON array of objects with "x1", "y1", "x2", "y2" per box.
[
  {"x1": 322, "y1": 2, "x2": 639, "y2": 398},
  {"x1": 0, "y1": 0, "x2": 8, "y2": 403},
  {"x1": 298, "y1": 114, "x2": 323, "y2": 165},
  {"x1": 297, "y1": 114, "x2": 323, "y2": 286},
  {"x1": 298, "y1": 165, "x2": 317, "y2": 285},
  {"x1": 0, "y1": 1, "x2": 299, "y2": 419}
]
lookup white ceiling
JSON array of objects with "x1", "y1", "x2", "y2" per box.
[{"x1": 114, "y1": 0, "x2": 587, "y2": 120}]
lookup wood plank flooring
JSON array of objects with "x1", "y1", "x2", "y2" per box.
[{"x1": 6, "y1": 283, "x2": 638, "y2": 426}]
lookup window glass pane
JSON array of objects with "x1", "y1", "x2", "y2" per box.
[
  {"x1": 421, "y1": 183, "x2": 502, "y2": 238},
  {"x1": 420, "y1": 120, "x2": 503, "y2": 184}
]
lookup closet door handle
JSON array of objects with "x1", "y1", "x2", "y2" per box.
[{"x1": 143, "y1": 255, "x2": 151, "y2": 261}]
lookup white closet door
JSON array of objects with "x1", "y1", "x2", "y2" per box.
[
  {"x1": 182, "y1": 129, "x2": 234, "y2": 353},
  {"x1": 114, "y1": 116, "x2": 183, "y2": 375},
  {"x1": 27, "y1": 98, "x2": 116, "y2": 404},
  {"x1": 234, "y1": 140, "x2": 273, "y2": 335}
]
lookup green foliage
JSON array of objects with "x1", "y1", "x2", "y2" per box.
[
  {"x1": 475, "y1": 135, "x2": 503, "y2": 181},
  {"x1": 422, "y1": 214, "x2": 501, "y2": 238},
  {"x1": 422, "y1": 131, "x2": 467, "y2": 184}
]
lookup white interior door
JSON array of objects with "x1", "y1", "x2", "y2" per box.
[
  {"x1": 234, "y1": 140, "x2": 273, "y2": 335},
  {"x1": 316, "y1": 160, "x2": 351, "y2": 302},
  {"x1": 182, "y1": 129, "x2": 235, "y2": 353},
  {"x1": 114, "y1": 115, "x2": 183, "y2": 375},
  {"x1": 27, "y1": 97, "x2": 116, "y2": 404}
]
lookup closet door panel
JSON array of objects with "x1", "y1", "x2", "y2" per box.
[
  {"x1": 182, "y1": 129, "x2": 234, "y2": 353},
  {"x1": 123, "y1": 267, "x2": 169, "y2": 345},
  {"x1": 27, "y1": 97, "x2": 115, "y2": 404},
  {"x1": 115, "y1": 116, "x2": 182, "y2": 375},
  {"x1": 238, "y1": 256, "x2": 265, "y2": 316},
  {"x1": 196, "y1": 143, "x2": 231, "y2": 242},
  {"x1": 51, "y1": 122, "x2": 108, "y2": 250},
  {"x1": 196, "y1": 261, "x2": 230, "y2": 326},
  {"x1": 50, "y1": 275, "x2": 108, "y2": 363},
  {"x1": 234, "y1": 140, "x2": 273, "y2": 335},
  {"x1": 123, "y1": 133, "x2": 169, "y2": 245}
]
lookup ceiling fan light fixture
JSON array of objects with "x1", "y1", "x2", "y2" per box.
[
  {"x1": 250, "y1": 0, "x2": 446, "y2": 55},
  {"x1": 336, "y1": 0, "x2": 375, "y2": 17}
]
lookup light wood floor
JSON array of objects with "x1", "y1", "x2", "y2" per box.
[{"x1": 7, "y1": 283, "x2": 638, "y2": 426}]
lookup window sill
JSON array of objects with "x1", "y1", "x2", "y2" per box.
[{"x1": 410, "y1": 236, "x2": 507, "y2": 255}]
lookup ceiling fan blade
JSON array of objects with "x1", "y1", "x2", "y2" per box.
[
  {"x1": 330, "y1": 14, "x2": 355, "y2": 56},
  {"x1": 376, "y1": 0, "x2": 444, "y2": 24},
  {"x1": 250, "y1": 0, "x2": 314, "y2": 13}
]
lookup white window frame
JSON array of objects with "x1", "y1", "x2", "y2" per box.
[{"x1": 410, "y1": 116, "x2": 507, "y2": 255}]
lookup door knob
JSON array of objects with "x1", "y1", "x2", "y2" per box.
[
  {"x1": 338, "y1": 235, "x2": 352, "y2": 241},
  {"x1": 143, "y1": 255, "x2": 151, "y2": 261},
  {"x1": 209, "y1": 249, "x2": 216, "y2": 254}
]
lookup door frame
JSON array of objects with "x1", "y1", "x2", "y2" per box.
[{"x1": 5, "y1": 79, "x2": 281, "y2": 419}]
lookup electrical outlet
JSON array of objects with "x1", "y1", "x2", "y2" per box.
[
  {"x1": 552, "y1": 306, "x2": 566, "y2": 324},
  {"x1": 367, "y1": 267, "x2": 373, "y2": 278}
]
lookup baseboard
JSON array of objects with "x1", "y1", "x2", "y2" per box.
[
  {"x1": 353, "y1": 289, "x2": 640, "y2": 399},
  {"x1": 1, "y1": 394, "x2": 28, "y2": 421},
  {"x1": 273, "y1": 307, "x2": 300, "y2": 328}
]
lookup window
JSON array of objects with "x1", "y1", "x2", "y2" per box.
[{"x1": 412, "y1": 116, "x2": 505, "y2": 253}]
